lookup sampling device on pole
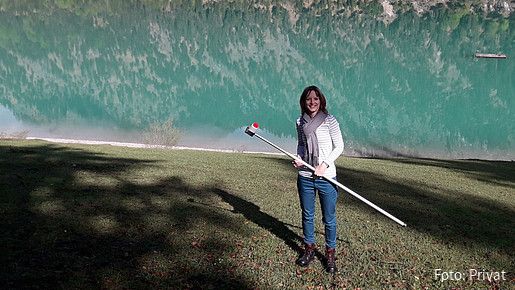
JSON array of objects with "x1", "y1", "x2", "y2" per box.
[{"x1": 245, "y1": 122, "x2": 407, "y2": 227}]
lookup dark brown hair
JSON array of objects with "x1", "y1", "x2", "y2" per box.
[{"x1": 299, "y1": 85, "x2": 328, "y2": 114}]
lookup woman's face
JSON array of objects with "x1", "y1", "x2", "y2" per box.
[{"x1": 305, "y1": 90, "x2": 320, "y2": 115}]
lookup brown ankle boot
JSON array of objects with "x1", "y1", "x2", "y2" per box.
[
  {"x1": 296, "y1": 243, "x2": 316, "y2": 267},
  {"x1": 325, "y1": 247, "x2": 337, "y2": 273}
]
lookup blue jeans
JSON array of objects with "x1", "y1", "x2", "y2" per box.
[{"x1": 297, "y1": 175, "x2": 339, "y2": 249}]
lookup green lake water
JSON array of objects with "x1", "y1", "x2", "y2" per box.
[{"x1": 0, "y1": 1, "x2": 513, "y2": 159}]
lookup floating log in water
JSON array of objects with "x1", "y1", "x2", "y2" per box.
[{"x1": 475, "y1": 53, "x2": 507, "y2": 59}]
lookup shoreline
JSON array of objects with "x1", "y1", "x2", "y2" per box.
[
  {"x1": 24, "y1": 136, "x2": 284, "y2": 156},
  {"x1": 5, "y1": 137, "x2": 512, "y2": 162}
]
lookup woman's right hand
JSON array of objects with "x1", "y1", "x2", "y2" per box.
[{"x1": 292, "y1": 159, "x2": 304, "y2": 168}]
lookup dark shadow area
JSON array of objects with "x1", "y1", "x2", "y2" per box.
[
  {"x1": 347, "y1": 140, "x2": 514, "y2": 185},
  {"x1": 0, "y1": 142, "x2": 255, "y2": 289},
  {"x1": 258, "y1": 154, "x2": 515, "y2": 256},
  {"x1": 378, "y1": 157, "x2": 514, "y2": 186}
]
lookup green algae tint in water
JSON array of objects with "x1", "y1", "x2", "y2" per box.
[{"x1": 0, "y1": 1, "x2": 513, "y2": 159}]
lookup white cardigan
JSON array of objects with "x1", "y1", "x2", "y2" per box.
[{"x1": 296, "y1": 114, "x2": 344, "y2": 178}]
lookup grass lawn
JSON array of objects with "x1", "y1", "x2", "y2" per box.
[{"x1": 1, "y1": 140, "x2": 513, "y2": 289}]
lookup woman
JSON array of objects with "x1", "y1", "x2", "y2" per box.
[{"x1": 292, "y1": 85, "x2": 344, "y2": 273}]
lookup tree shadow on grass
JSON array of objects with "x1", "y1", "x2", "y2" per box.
[
  {"x1": 366, "y1": 156, "x2": 514, "y2": 187},
  {"x1": 0, "y1": 141, "x2": 255, "y2": 289},
  {"x1": 351, "y1": 141, "x2": 514, "y2": 186},
  {"x1": 256, "y1": 154, "x2": 515, "y2": 256},
  {"x1": 334, "y1": 161, "x2": 514, "y2": 249}
]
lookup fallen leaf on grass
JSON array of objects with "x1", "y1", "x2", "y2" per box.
[
  {"x1": 191, "y1": 241, "x2": 201, "y2": 248},
  {"x1": 296, "y1": 269, "x2": 302, "y2": 277}
]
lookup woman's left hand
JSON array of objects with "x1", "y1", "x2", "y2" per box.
[{"x1": 314, "y1": 163, "x2": 327, "y2": 177}]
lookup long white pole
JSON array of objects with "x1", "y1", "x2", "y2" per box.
[{"x1": 252, "y1": 132, "x2": 407, "y2": 227}]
